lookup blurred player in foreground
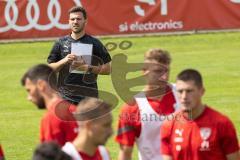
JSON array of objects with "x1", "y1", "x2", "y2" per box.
[
  {"x1": 116, "y1": 49, "x2": 179, "y2": 160},
  {"x1": 161, "y1": 69, "x2": 239, "y2": 160},
  {"x1": 21, "y1": 64, "x2": 78, "y2": 146},
  {"x1": 62, "y1": 97, "x2": 113, "y2": 160}
]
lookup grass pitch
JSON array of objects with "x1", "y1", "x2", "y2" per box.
[{"x1": 0, "y1": 32, "x2": 240, "y2": 159}]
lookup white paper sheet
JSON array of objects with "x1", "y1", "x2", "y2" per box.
[
  {"x1": 71, "y1": 42, "x2": 93, "y2": 64},
  {"x1": 70, "y1": 42, "x2": 93, "y2": 73}
]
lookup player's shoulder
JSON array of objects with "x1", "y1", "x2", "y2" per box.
[
  {"x1": 41, "y1": 111, "x2": 53, "y2": 125},
  {"x1": 120, "y1": 99, "x2": 139, "y2": 113},
  {"x1": 54, "y1": 99, "x2": 77, "y2": 122},
  {"x1": 205, "y1": 106, "x2": 233, "y2": 123},
  {"x1": 97, "y1": 145, "x2": 110, "y2": 158},
  {"x1": 43, "y1": 99, "x2": 72, "y2": 120},
  {"x1": 83, "y1": 34, "x2": 103, "y2": 45},
  {"x1": 165, "y1": 84, "x2": 175, "y2": 96},
  {"x1": 59, "y1": 35, "x2": 71, "y2": 40},
  {"x1": 57, "y1": 35, "x2": 72, "y2": 44},
  {"x1": 84, "y1": 34, "x2": 98, "y2": 40}
]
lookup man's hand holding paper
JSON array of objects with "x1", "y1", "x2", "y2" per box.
[
  {"x1": 70, "y1": 42, "x2": 93, "y2": 73},
  {"x1": 71, "y1": 56, "x2": 89, "y2": 72}
]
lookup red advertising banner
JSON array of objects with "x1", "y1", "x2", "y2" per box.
[{"x1": 0, "y1": 0, "x2": 240, "y2": 40}]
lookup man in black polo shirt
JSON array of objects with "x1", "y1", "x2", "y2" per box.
[{"x1": 47, "y1": 6, "x2": 111, "y2": 104}]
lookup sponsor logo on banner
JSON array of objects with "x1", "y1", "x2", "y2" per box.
[
  {"x1": 1, "y1": 0, "x2": 240, "y2": 39},
  {"x1": 0, "y1": 0, "x2": 82, "y2": 32},
  {"x1": 134, "y1": 0, "x2": 168, "y2": 16},
  {"x1": 119, "y1": 0, "x2": 183, "y2": 33}
]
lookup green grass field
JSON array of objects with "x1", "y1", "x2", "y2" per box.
[{"x1": 0, "y1": 32, "x2": 240, "y2": 159}]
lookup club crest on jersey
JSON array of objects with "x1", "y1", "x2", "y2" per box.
[{"x1": 200, "y1": 127, "x2": 211, "y2": 151}]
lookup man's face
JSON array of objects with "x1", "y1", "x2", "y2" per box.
[
  {"x1": 144, "y1": 60, "x2": 170, "y2": 89},
  {"x1": 90, "y1": 114, "x2": 113, "y2": 146},
  {"x1": 176, "y1": 80, "x2": 204, "y2": 112},
  {"x1": 24, "y1": 78, "x2": 45, "y2": 109},
  {"x1": 69, "y1": 12, "x2": 86, "y2": 34}
]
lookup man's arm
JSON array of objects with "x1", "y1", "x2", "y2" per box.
[
  {"x1": 71, "y1": 59, "x2": 111, "y2": 75},
  {"x1": 90, "y1": 62, "x2": 111, "y2": 75},
  {"x1": 118, "y1": 144, "x2": 133, "y2": 160},
  {"x1": 94, "y1": 38, "x2": 112, "y2": 74},
  {"x1": 48, "y1": 40, "x2": 77, "y2": 72},
  {"x1": 160, "y1": 120, "x2": 174, "y2": 160},
  {"x1": 219, "y1": 118, "x2": 240, "y2": 160},
  {"x1": 49, "y1": 54, "x2": 76, "y2": 72},
  {"x1": 115, "y1": 103, "x2": 139, "y2": 160}
]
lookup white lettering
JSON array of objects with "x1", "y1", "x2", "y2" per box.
[
  {"x1": 119, "y1": 20, "x2": 183, "y2": 32},
  {"x1": 134, "y1": 0, "x2": 169, "y2": 16},
  {"x1": 0, "y1": 0, "x2": 82, "y2": 32},
  {"x1": 161, "y1": 0, "x2": 168, "y2": 16},
  {"x1": 119, "y1": 22, "x2": 128, "y2": 32}
]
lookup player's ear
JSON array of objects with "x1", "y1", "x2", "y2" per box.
[
  {"x1": 85, "y1": 120, "x2": 92, "y2": 129},
  {"x1": 142, "y1": 69, "x2": 150, "y2": 76},
  {"x1": 200, "y1": 86, "x2": 205, "y2": 96},
  {"x1": 36, "y1": 79, "x2": 46, "y2": 91},
  {"x1": 142, "y1": 61, "x2": 151, "y2": 75},
  {"x1": 84, "y1": 20, "x2": 88, "y2": 28},
  {"x1": 68, "y1": 15, "x2": 72, "y2": 24}
]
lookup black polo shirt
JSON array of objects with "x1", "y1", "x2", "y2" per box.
[{"x1": 47, "y1": 34, "x2": 111, "y2": 103}]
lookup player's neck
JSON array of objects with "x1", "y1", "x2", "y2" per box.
[
  {"x1": 71, "y1": 31, "x2": 85, "y2": 40},
  {"x1": 186, "y1": 104, "x2": 205, "y2": 120},
  {"x1": 44, "y1": 91, "x2": 60, "y2": 109},
  {"x1": 144, "y1": 85, "x2": 166, "y2": 100},
  {"x1": 73, "y1": 134, "x2": 97, "y2": 156}
]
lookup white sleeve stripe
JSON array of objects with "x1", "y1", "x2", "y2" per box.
[{"x1": 98, "y1": 146, "x2": 110, "y2": 160}]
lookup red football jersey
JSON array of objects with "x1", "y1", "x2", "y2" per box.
[
  {"x1": 161, "y1": 106, "x2": 239, "y2": 160},
  {"x1": 79, "y1": 148, "x2": 109, "y2": 160},
  {"x1": 116, "y1": 88, "x2": 176, "y2": 146},
  {"x1": 40, "y1": 99, "x2": 78, "y2": 146},
  {"x1": 62, "y1": 142, "x2": 110, "y2": 160}
]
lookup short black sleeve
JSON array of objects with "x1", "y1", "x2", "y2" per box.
[
  {"x1": 47, "y1": 40, "x2": 61, "y2": 63},
  {"x1": 94, "y1": 39, "x2": 111, "y2": 64}
]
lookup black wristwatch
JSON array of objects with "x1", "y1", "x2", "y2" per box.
[{"x1": 87, "y1": 65, "x2": 93, "y2": 73}]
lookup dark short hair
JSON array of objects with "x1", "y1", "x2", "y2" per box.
[
  {"x1": 144, "y1": 48, "x2": 171, "y2": 65},
  {"x1": 21, "y1": 64, "x2": 57, "y2": 89},
  {"x1": 177, "y1": 69, "x2": 203, "y2": 88},
  {"x1": 74, "y1": 97, "x2": 112, "y2": 121},
  {"x1": 32, "y1": 142, "x2": 72, "y2": 160},
  {"x1": 68, "y1": 6, "x2": 87, "y2": 19}
]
